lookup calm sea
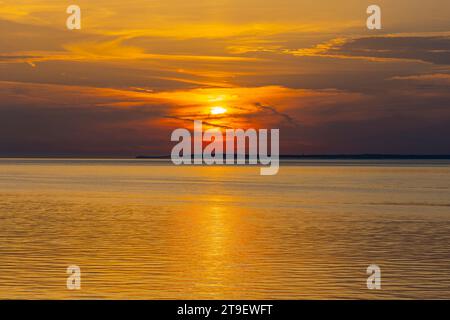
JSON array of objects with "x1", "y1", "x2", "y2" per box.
[{"x1": 0, "y1": 159, "x2": 449, "y2": 299}]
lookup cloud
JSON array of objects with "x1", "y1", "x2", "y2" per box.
[
  {"x1": 0, "y1": 81, "x2": 367, "y2": 154},
  {"x1": 390, "y1": 73, "x2": 450, "y2": 86},
  {"x1": 254, "y1": 102, "x2": 299, "y2": 127},
  {"x1": 1, "y1": 76, "x2": 450, "y2": 156},
  {"x1": 290, "y1": 35, "x2": 450, "y2": 65},
  {"x1": 63, "y1": 39, "x2": 261, "y2": 62}
]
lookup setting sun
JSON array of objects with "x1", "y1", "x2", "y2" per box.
[{"x1": 210, "y1": 106, "x2": 227, "y2": 115}]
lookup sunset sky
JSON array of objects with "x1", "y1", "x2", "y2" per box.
[{"x1": 1, "y1": 0, "x2": 449, "y2": 156}]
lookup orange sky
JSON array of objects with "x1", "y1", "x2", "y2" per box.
[{"x1": 0, "y1": 1, "x2": 449, "y2": 155}]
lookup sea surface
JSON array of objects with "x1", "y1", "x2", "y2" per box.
[{"x1": 0, "y1": 158, "x2": 449, "y2": 299}]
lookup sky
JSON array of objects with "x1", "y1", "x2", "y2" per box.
[{"x1": 0, "y1": 0, "x2": 449, "y2": 156}]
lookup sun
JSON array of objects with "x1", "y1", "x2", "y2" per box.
[{"x1": 210, "y1": 106, "x2": 227, "y2": 115}]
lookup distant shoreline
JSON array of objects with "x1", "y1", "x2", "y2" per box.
[
  {"x1": 1, "y1": 155, "x2": 450, "y2": 160},
  {"x1": 136, "y1": 154, "x2": 450, "y2": 160}
]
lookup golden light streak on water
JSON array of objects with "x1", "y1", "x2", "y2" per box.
[{"x1": 0, "y1": 159, "x2": 449, "y2": 299}]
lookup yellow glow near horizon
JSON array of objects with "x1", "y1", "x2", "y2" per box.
[{"x1": 210, "y1": 106, "x2": 227, "y2": 115}]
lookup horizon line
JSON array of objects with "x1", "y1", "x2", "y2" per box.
[{"x1": 1, "y1": 154, "x2": 450, "y2": 160}]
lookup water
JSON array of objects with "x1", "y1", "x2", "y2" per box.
[{"x1": 0, "y1": 159, "x2": 449, "y2": 299}]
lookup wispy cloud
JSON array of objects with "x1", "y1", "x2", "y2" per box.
[
  {"x1": 390, "y1": 73, "x2": 450, "y2": 85},
  {"x1": 285, "y1": 35, "x2": 450, "y2": 65}
]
